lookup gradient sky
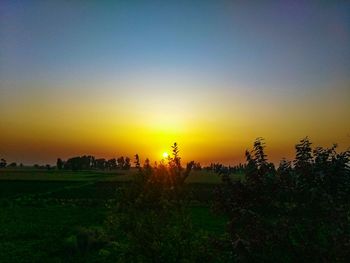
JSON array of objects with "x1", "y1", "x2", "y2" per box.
[{"x1": 0, "y1": 0, "x2": 349, "y2": 165}]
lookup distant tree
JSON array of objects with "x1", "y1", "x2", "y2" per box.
[
  {"x1": 0, "y1": 158, "x2": 7, "y2": 168},
  {"x1": 95, "y1": 158, "x2": 107, "y2": 170},
  {"x1": 8, "y1": 162, "x2": 17, "y2": 168},
  {"x1": 143, "y1": 158, "x2": 151, "y2": 169},
  {"x1": 46, "y1": 164, "x2": 51, "y2": 170},
  {"x1": 193, "y1": 162, "x2": 202, "y2": 171},
  {"x1": 64, "y1": 155, "x2": 95, "y2": 171},
  {"x1": 117, "y1": 156, "x2": 125, "y2": 169},
  {"x1": 124, "y1": 157, "x2": 131, "y2": 170},
  {"x1": 134, "y1": 154, "x2": 140, "y2": 170},
  {"x1": 65, "y1": 157, "x2": 81, "y2": 171},
  {"x1": 81, "y1": 155, "x2": 94, "y2": 169},
  {"x1": 56, "y1": 158, "x2": 63, "y2": 170},
  {"x1": 107, "y1": 158, "x2": 117, "y2": 170}
]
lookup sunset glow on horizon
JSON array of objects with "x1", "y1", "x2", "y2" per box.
[{"x1": 0, "y1": 1, "x2": 349, "y2": 165}]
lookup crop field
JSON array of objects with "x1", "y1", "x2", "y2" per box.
[
  {"x1": 0, "y1": 168, "x2": 231, "y2": 183},
  {"x1": 0, "y1": 168, "x2": 227, "y2": 263}
]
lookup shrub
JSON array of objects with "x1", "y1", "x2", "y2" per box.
[
  {"x1": 105, "y1": 143, "x2": 223, "y2": 262},
  {"x1": 213, "y1": 137, "x2": 350, "y2": 262}
]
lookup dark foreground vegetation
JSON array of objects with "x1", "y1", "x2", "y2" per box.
[{"x1": 0, "y1": 138, "x2": 349, "y2": 262}]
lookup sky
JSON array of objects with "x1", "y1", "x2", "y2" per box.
[{"x1": 0, "y1": 0, "x2": 349, "y2": 165}]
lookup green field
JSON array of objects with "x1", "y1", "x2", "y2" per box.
[
  {"x1": 0, "y1": 168, "x2": 227, "y2": 262},
  {"x1": 0, "y1": 168, "x2": 227, "y2": 183}
]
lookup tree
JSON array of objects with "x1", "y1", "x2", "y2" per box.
[
  {"x1": 0, "y1": 158, "x2": 7, "y2": 168},
  {"x1": 8, "y1": 162, "x2": 17, "y2": 168},
  {"x1": 57, "y1": 158, "x2": 63, "y2": 170},
  {"x1": 95, "y1": 158, "x2": 106, "y2": 170},
  {"x1": 277, "y1": 158, "x2": 293, "y2": 188},
  {"x1": 214, "y1": 138, "x2": 350, "y2": 262},
  {"x1": 107, "y1": 158, "x2": 117, "y2": 170},
  {"x1": 294, "y1": 137, "x2": 313, "y2": 174},
  {"x1": 117, "y1": 157, "x2": 125, "y2": 169},
  {"x1": 105, "y1": 143, "x2": 216, "y2": 262},
  {"x1": 124, "y1": 157, "x2": 131, "y2": 170},
  {"x1": 193, "y1": 162, "x2": 202, "y2": 171},
  {"x1": 134, "y1": 154, "x2": 140, "y2": 169},
  {"x1": 171, "y1": 142, "x2": 181, "y2": 169},
  {"x1": 144, "y1": 158, "x2": 151, "y2": 169}
]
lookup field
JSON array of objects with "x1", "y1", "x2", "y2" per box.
[{"x1": 0, "y1": 168, "x2": 227, "y2": 263}]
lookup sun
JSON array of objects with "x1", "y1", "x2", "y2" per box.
[{"x1": 162, "y1": 152, "x2": 169, "y2": 159}]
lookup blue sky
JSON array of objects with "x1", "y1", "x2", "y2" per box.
[{"x1": 0, "y1": 0, "x2": 349, "y2": 164}]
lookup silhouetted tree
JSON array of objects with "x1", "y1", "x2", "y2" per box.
[
  {"x1": 56, "y1": 158, "x2": 63, "y2": 170},
  {"x1": 64, "y1": 155, "x2": 95, "y2": 170},
  {"x1": 294, "y1": 137, "x2": 313, "y2": 174},
  {"x1": 171, "y1": 142, "x2": 181, "y2": 169},
  {"x1": 7, "y1": 162, "x2": 17, "y2": 167},
  {"x1": 117, "y1": 156, "x2": 125, "y2": 169},
  {"x1": 106, "y1": 143, "x2": 216, "y2": 262},
  {"x1": 0, "y1": 158, "x2": 7, "y2": 168},
  {"x1": 107, "y1": 158, "x2": 117, "y2": 170},
  {"x1": 192, "y1": 162, "x2": 202, "y2": 171},
  {"x1": 95, "y1": 158, "x2": 106, "y2": 170},
  {"x1": 143, "y1": 158, "x2": 151, "y2": 169},
  {"x1": 134, "y1": 154, "x2": 140, "y2": 170},
  {"x1": 214, "y1": 137, "x2": 350, "y2": 262},
  {"x1": 124, "y1": 157, "x2": 131, "y2": 170},
  {"x1": 277, "y1": 158, "x2": 293, "y2": 188}
]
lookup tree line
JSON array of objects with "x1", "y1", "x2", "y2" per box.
[
  {"x1": 0, "y1": 158, "x2": 23, "y2": 168},
  {"x1": 56, "y1": 155, "x2": 131, "y2": 171}
]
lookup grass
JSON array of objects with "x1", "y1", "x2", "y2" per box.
[
  {"x1": 0, "y1": 168, "x2": 125, "y2": 181},
  {"x1": 0, "y1": 168, "x2": 227, "y2": 262},
  {"x1": 0, "y1": 206, "x2": 107, "y2": 263},
  {"x1": 0, "y1": 168, "x2": 241, "y2": 183}
]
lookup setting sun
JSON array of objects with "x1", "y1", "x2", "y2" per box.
[{"x1": 162, "y1": 152, "x2": 169, "y2": 159}]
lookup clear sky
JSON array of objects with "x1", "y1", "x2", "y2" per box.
[{"x1": 0, "y1": 0, "x2": 349, "y2": 165}]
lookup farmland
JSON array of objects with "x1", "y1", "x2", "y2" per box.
[{"x1": 0, "y1": 168, "x2": 227, "y2": 263}]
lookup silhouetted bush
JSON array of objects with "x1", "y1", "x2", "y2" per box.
[
  {"x1": 105, "y1": 143, "x2": 224, "y2": 262},
  {"x1": 0, "y1": 158, "x2": 7, "y2": 168},
  {"x1": 213, "y1": 137, "x2": 350, "y2": 262}
]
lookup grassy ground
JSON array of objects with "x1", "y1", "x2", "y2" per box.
[
  {"x1": 0, "y1": 206, "x2": 107, "y2": 263},
  {"x1": 0, "y1": 168, "x2": 227, "y2": 262},
  {"x1": 0, "y1": 168, "x2": 241, "y2": 183}
]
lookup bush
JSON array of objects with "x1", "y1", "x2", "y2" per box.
[
  {"x1": 105, "y1": 143, "x2": 224, "y2": 262},
  {"x1": 213, "y1": 137, "x2": 350, "y2": 262}
]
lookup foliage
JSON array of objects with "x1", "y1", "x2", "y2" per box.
[
  {"x1": 0, "y1": 158, "x2": 7, "y2": 168},
  {"x1": 105, "y1": 143, "x2": 224, "y2": 262},
  {"x1": 58, "y1": 155, "x2": 132, "y2": 171},
  {"x1": 214, "y1": 137, "x2": 350, "y2": 262},
  {"x1": 57, "y1": 158, "x2": 63, "y2": 170}
]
